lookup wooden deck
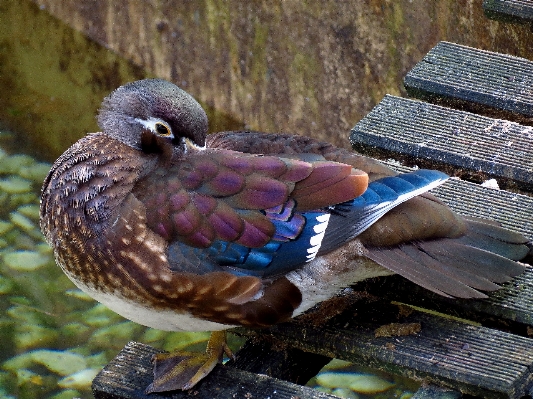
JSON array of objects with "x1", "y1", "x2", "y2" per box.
[
  {"x1": 351, "y1": 95, "x2": 533, "y2": 192},
  {"x1": 93, "y1": 41, "x2": 533, "y2": 399},
  {"x1": 403, "y1": 41, "x2": 533, "y2": 124},
  {"x1": 483, "y1": 0, "x2": 533, "y2": 26}
]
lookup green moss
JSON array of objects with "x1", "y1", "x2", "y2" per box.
[
  {"x1": 0, "y1": 0, "x2": 147, "y2": 162},
  {"x1": 250, "y1": 22, "x2": 269, "y2": 86}
]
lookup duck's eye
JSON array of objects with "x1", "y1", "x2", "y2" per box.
[{"x1": 155, "y1": 122, "x2": 172, "y2": 136}]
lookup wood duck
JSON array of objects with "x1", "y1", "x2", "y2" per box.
[{"x1": 40, "y1": 79, "x2": 530, "y2": 393}]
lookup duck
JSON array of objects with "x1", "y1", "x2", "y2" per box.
[{"x1": 39, "y1": 78, "x2": 530, "y2": 393}]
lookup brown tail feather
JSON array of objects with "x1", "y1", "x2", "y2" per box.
[
  {"x1": 365, "y1": 218, "x2": 527, "y2": 299},
  {"x1": 365, "y1": 246, "x2": 490, "y2": 298},
  {"x1": 456, "y1": 218, "x2": 530, "y2": 261}
]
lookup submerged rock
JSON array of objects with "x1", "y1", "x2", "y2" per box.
[
  {"x1": 89, "y1": 321, "x2": 143, "y2": 348},
  {"x1": 3, "y1": 250, "x2": 49, "y2": 271},
  {"x1": 3, "y1": 350, "x2": 87, "y2": 377},
  {"x1": 0, "y1": 220, "x2": 13, "y2": 235},
  {"x1": 60, "y1": 322, "x2": 91, "y2": 339},
  {"x1": 348, "y1": 374, "x2": 395, "y2": 394},
  {"x1": 16, "y1": 204, "x2": 41, "y2": 220},
  {"x1": 316, "y1": 372, "x2": 395, "y2": 394},
  {"x1": 14, "y1": 368, "x2": 43, "y2": 387},
  {"x1": 0, "y1": 176, "x2": 32, "y2": 194},
  {"x1": 30, "y1": 350, "x2": 88, "y2": 376},
  {"x1": 332, "y1": 388, "x2": 360, "y2": 399},
  {"x1": 14, "y1": 324, "x2": 59, "y2": 351},
  {"x1": 2, "y1": 352, "x2": 34, "y2": 371},
  {"x1": 0, "y1": 154, "x2": 35, "y2": 174},
  {"x1": 316, "y1": 372, "x2": 359, "y2": 389},
  {"x1": 0, "y1": 275, "x2": 14, "y2": 294},
  {"x1": 322, "y1": 358, "x2": 353, "y2": 370},
  {"x1": 64, "y1": 289, "x2": 94, "y2": 302},
  {"x1": 10, "y1": 211, "x2": 36, "y2": 231},
  {"x1": 57, "y1": 368, "x2": 101, "y2": 390},
  {"x1": 18, "y1": 162, "x2": 52, "y2": 183},
  {"x1": 48, "y1": 389, "x2": 82, "y2": 399}
]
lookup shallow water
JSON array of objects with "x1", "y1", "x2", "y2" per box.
[{"x1": 308, "y1": 359, "x2": 420, "y2": 399}]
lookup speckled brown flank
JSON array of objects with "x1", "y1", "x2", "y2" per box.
[{"x1": 40, "y1": 133, "x2": 302, "y2": 327}]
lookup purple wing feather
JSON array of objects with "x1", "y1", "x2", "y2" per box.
[{"x1": 135, "y1": 148, "x2": 369, "y2": 250}]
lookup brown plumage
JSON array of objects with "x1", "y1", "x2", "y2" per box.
[
  {"x1": 40, "y1": 132, "x2": 306, "y2": 328},
  {"x1": 40, "y1": 79, "x2": 530, "y2": 393}
]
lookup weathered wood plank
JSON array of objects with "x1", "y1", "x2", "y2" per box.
[
  {"x1": 238, "y1": 299, "x2": 533, "y2": 399},
  {"x1": 347, "y1": 164, "x2": 533, "y2": 395},
  {"x1": 350, "y1": 95, "x2": 533, "y2": 192},
  {"x1": 483, "y1": 0, "x2": 533, "y2": 25},
  {"x1": 403, "y1": 42, "x2": 533, "y2": 123},
  {"x1": 92, "y1": 341, "x2": 339, "y2": 399},
  {"x1": 429, "y1": 177, "x2": 533, "y2": 326},
  {"x1": 384, "y1": 160, "x2": 533, "y2": 238}
]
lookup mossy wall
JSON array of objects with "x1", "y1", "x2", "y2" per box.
[
  {"x1": 8, "y1": 1, "x2": 533, "y2": 158},
  {"x1": 0, "y1": 1, "x2": 147, "y2": 161}
]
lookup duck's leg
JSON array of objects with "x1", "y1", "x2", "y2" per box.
[{"x1": 145, "y1": 331, "x2": 232, "y2": 393}]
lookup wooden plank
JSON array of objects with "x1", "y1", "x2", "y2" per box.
[
  {"x1": 429, "y1": 177, "x2": 533, "y2": 327},
  {"x1": 350, "y1": 95, "x2": 533, "y2": 192},
  {"x1": 483, "y1": 0, "x2": 533, "y2": 25},
  {"x1": 92, "y1": 341, "x2": 339, "y2": 399},
  {"x1": 361, "y1": 269, "x2": 533, "y2": 337},
  {"x1": 232, "y1": 333, "x2": 464, "y2": 399},
  {"x1": 238, "y1": 299, "x2": 533, "y2": 399},
  {"x1": 403, "y1": 41, "x2": 533, "y2": 123}
]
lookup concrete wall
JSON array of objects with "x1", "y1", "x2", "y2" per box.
[{"x1": 28, "y1": 0, "x2": 533, "y2": 151}]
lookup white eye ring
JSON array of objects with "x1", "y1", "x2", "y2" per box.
[
  {"x1": 135, "y1": 117, "x2": 175, "y2": 139},
  {"x1": 154, "y1": 122, "x2": 172, "y2": 136}
]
